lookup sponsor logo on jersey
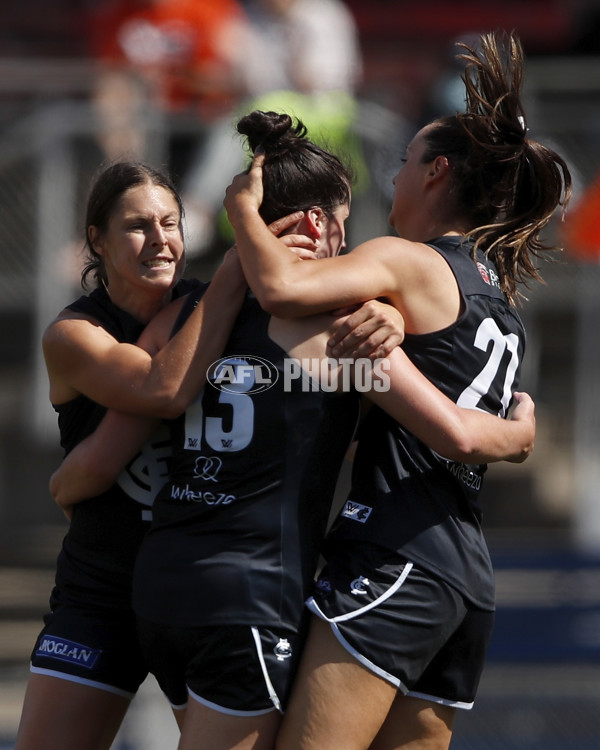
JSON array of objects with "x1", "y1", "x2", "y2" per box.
[
  {"x1": 207, "y1": 356, "x2": 279, "y2": 394},
  {"x1": 35, "y1": 636, "x2": 101, "y2": 669},
  {"x1": 476, "y1": 262, "x2": 490, "y2": 284},
  {"x1": 444, "y1": 460, "x2": 483, "y2": 491},
  {"x1": 341, "y1": 500, "x2": 372, "y2": 523},
  {"x1": 169, "y1": 484, "x2": 236, "y2": 505},
  {"x1": 476, "y1": 262, "x2": 501, "y2": 289},
  {"x1": 193, "y1": 455, "x2": 222, "y2": 482},
  {"x1": 350, "y1": 575, "x2": 371, "y2": 596},
  {"x1": 273, "y1": 638, "x2": 293, "y2": 661}
]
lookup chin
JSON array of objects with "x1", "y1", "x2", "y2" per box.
[{"x1": 145, "y1": 271, "x2": 177, "y2": 289}]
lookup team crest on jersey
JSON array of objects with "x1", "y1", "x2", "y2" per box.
[
  {"x1": 273, "y1": 638, "x2": 293, "y2": 661},
  {"x1": 350, "y1": 576, "x2": 370, "y2": 596},
  {"x1": 117, "y1": 422, "x2": 172, "y2": 507},
  {"x1": 341, "y1": 500, "x2": 372, "y2": 523}
]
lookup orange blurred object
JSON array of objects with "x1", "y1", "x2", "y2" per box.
[
  {"x1": 88, "y1": 0, "x2": 243, "y2": 114},
  {"x1": 562, "y1": 171, "x2": 600, "y2": 261}
]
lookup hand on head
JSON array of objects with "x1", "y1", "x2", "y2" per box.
[
  {"x1": 224, "y1": 153, "x2": 267, "y2": 224},
  {"x1": 269, "y1": 211, "x2": 319, "y2": 260}
]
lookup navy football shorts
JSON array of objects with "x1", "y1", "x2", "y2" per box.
[
  {"x1": 136, "y1": 619, "x2": 307, "y2": 714},
  {"x1": 308, "y1": 542, "x2": 494, "y2": 709},
  {"x1": 30, "y1": 601, "x2": 148, "y2": 698}
]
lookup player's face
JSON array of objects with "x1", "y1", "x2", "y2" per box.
[
  {"x1": 388, "y1": 126, "x2": 430, "y2": 237},
  {"x1": 316, "y1": 202, "x2": 350, "y2": 258},
  {"x1": 92, "y1": 183, "x2": 185, "y2": 299}
]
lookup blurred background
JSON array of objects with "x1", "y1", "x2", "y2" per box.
[{"x1": 1, "y1": 1, "x2": 600, "y2": 747}]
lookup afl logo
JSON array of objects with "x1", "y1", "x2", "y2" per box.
[{"x1": 207, "y1": 356, "x2": 279, "y2": 394}]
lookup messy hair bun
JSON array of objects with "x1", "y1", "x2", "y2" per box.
[
  {"x1": 236, "y1": 110, "x2": 352, "y2": 225},
  {"x1": 237, "y1": 110, "x2": 306, "y2": 155}
]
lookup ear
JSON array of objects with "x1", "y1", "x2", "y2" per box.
[
  {"x1": 305, "y1": 207, "x2": 326, "y2": 240},
  {"x1": 426, "y1": 155, "x2": 451, "y2": 185},
  {"x1": 88, "y1": 226, "x2": 104, "y2": 255}
]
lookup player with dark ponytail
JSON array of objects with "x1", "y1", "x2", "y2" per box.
[
  {"x1": 225, "y1": 31, "x2": 570, "y2": 750},
  {"x1": 424, "y1": 33, "x2": 570, "y2": 304}
]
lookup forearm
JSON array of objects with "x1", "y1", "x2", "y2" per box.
[
  {"x1": 50, "y1": 461, "x2": 115, "y2": 511},
  {"x1": 229, "y1": 205, "x2": 308, "y2": 315},
  {"x1": 457, "y1": 407, "x2": 534, "y2": 463},
  {"x1": 50, "y1": 413, "x2": 159, "y2": 508},
  {"x1": 366, "y1": 348, "x2": 535, "y2": 464},
  {"x1": 139, "y1": 255, "x2": 247, "y2": 418}
]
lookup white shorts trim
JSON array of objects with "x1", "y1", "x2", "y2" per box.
[
  {"x1": 307, "y1": 562, "x2": 413, "y2": 623},
  {"x1": 407, "y1": 689, "x2": 474, "y2": 711},
  {"x1": 168, "y1": 699, "x2": 188, "y2": 712},
  {"x1": 29, "y1": 665, "x2": 134, "y2": 699},
  {"x1": 307, "y1": 624, "x2": 475, "y2": 711},
  {"x1": 186, "y1": 626, "x2": 282, "y2": 717},
  {"x1": 250, "y1": 626, "x2": 282, "y2": 713},
  {"x1": 306, "y1": 560, "x2": 479, "y2": 712},
  {"x1": 326, "y1": 620, "x2": 405, "y2": 691},
  {"x1": 187, "y1": 688, "x2": 276, "y2": 717}
]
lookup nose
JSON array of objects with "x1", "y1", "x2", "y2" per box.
[{"x1": 150, "y1": 222, "x2": 168, "y2": 247}]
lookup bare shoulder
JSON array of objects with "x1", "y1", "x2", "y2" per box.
[
  {"x1": 42, "y1": 310, "x2": 125, "y2": 404},
  {"x1": 350, "y1": 236, "x2": 443, "y2": 269},
  {"x1": 42, "y1": 310, "x2": 116, "y2": 356}
]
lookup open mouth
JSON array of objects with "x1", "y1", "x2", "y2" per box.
[{"x1": 143, "y1": 258, "x2": 172, "y2": 269}]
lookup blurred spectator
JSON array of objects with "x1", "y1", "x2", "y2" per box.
[
  {"x1": 420, "y1": 33, "x2": 481, "y2": 124},
  {"x1": 233, "y1": 0, "x2": 361, "y2": 97},
  {"x1": 85, "y1": 0, "x2": 244, "y2": 173},
  {"x1": 561, "y1": 168, "x2": 600, "y2": 262},
  {"x1": 180, "y1": 0, "x2": 364, "y2": 257}
]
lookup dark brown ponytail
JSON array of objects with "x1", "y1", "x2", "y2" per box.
[{"x1": 423, "y1": 31, "x2": 572, "y2": 304}]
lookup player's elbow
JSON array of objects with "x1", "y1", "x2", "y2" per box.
[
  {"x1": 250, "y1": 280, "x2": 305, "y2": 317},
  {"x1": 153, "y1": 394, "x2": 188, "y2": 420},
  {"x1": 127, "y1": 377, "x2": 186, "y2": 419},
  {"x1": 437, "y1": 424, "x2": 485, "y2": 463},
  {"x1": 441, "y1": 436, "x2": 481, "y2": 463},
  {"x1": 506, "y1": 435, "x2": 535, "y2": 463},
  {"x1": 150, "y1": 380, "x2": 205, "y2": 419},
  {"x1": 49, "y1": 471, "x2": 60, "y2": 503}
]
